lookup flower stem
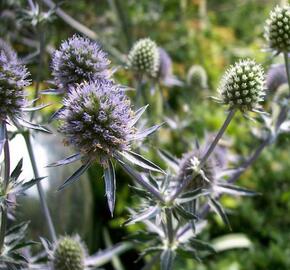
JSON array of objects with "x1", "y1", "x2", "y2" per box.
[
  {"x1": 284, "y1": 53, "x2": 290, "y2": 95},
  {"x1": 0, "y1": 123, "x2": 9, "y2": 253},
  {"x1": 23, "y1": 133, "x2": 57, "y2": 242},
  {"x1": 165, "y1": 208, "x2": 174, "y2": 245},
  {"x1": 200, "y1": 109, "x2": 236, "y2": 167}
]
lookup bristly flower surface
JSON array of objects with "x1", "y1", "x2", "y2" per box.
[
  {"x1": 0, "y1": 41, "x2": 29, "y2": 121},
  {"x1": 51, "y1": 34, "x2": 111, "y2": 92},
  {"x1": 52, "y1": 79, "x2": 162, "y2": 215},
  {"x1": 52, "y1": 236, "x2": 86, "y2": 270},
  {"x1": 58, "y1": 80, "x2": 135, "y2": 163},
  {"x1": 217, "y1": 59, "x2": 265, "y2": 114},
  {"x1": 128, "y1": 38, "x2": 160, "y2": 78},
  {"x1": 264, "y1": 5, "x2": 290, "y2": 54}
]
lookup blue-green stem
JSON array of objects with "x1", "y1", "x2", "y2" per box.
[
  {"x1": 200, "y1": 108, "x2": 236, "y2": 167},
  {"x1": 0, "y1": 123, "x2": 9, "y2": 253},
  {"x1": 23, "y1": 133, "x2": 57, "y2": 242},
  {"x1": 284, "y1": 53, "x2": 290, "y2": 95},
  {"x1": 165, "y1": 208, "x2": 174, "y2": 245}
]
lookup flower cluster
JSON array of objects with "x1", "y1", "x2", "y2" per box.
[
  {"x1": 187, "y1": 65, "x2": 208, "y2": 89},
  {"x1": 128, "y1": 38, "x2": 160, "y2": 78},
  {"x1": 218, "y1": 59, "x2": 265, "y2": 112},
  {"x1": 0, "y1": 39, "x2": 30, "y2": 121},
  {"x1": 52, "y1": 236, "x2": 86, "y2": 270},
  {"x1": 58, "y1": 80, "x2": 135, "y2": 164},
  {"x1": 265, "y1": 5, "x2": 290, "y2": 53},
  {"x1": 51, "y1": 34, "x2": 111, "y2": 91}
]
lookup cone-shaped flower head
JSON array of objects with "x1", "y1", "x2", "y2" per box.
[
  {"x1": 52, "y1": 236, "x2": 85, "y2": 270},
  {"x1": 266, "y1": 63, "x2": 288, "y2": 92},
  {"x1": 58, "y1": 80, "x2": 136, "y2": 164},
  {"x1": 128, "y1": 38, "x2": 160, "y2": 78},
  {"x1": 176, "y1": 150, "x2": 215, "y2": 191},
  {"x1": 218, "y1": 59, "x2": 265, "y2": 113},
  {"x1": 187, "y1": 65, "x2": 208, "y2": 89},
  {"x1": 265, "y1": 5, "x2": 290, "y2": 53},
  {"x1": 52, "y1": 34, "x2": 110, "y2": 91},
  {"x1": 0, "y1": 40, "x2": 29, "y2": 121}
]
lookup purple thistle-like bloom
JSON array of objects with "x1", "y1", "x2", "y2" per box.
[
  {"x1": 157, "y1": 47, "x2": 183, "y2": 87},
  {"x1": 51, "y1": 35, "x2": 111, "y2": 92},
  {"x1": 0, "y1": 40, "x2": 30, "y2": 121},
  {"x1": 58, "y1": 80, "x2": 136, "y2": 164},
  {"x1": 266, "y1": 64, "x2": 288, "y2": 92}
]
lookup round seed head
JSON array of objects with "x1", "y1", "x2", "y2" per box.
[
  {"x1": 218, "y1": 59, "x2": 265, "y2": 112},
  {"x1": 128, "y1": 38, "x2": 160, "y2": 78},
  {"x1": 187, "y1": 65, "x2": 208, "y2": 89},
  {"x1": 265, "y1": 5, "x2": 290, "y2": 53},
  {"x1": 53, "y1": 236, "x2": 85, "y2": 270},
  {"x1": 52, "y1": 34, "x2": 111, "y2": 90},
  {"x1": 0, "y1": 40, "x2": 30, "y2": 121},
  {"x1": 58, "y1": 80, "x2": 136, "y2": 164}
]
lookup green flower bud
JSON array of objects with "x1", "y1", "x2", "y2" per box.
[
  {"x1": 177, "y1": 151, "x2": 215, "y2": 191},
  {"x1": 187, "y1": 65, "x2": 208, "y2": 89},
  {"x1": 128, "y1": 38, "x2": 160, "y2": 78},
  {"x1": 218, "y1": 59, "x2": 265, "y2": 112},
  {"x1": 265, "y1": 5, "x2": 290, "y2": 53},
  {"x1": 53, "y1": 236, "x2": 85, "y2": 270}
]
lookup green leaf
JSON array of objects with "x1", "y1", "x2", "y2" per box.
[
  {"x1": 58, "y1": 161, "x2": 91, "y2": 191},
  {"x1": 174, "y1": 204, "x2": 198, "y2": 220},
  {"x1": 189, "y1": 238, "x2": 216, "y2": 253},
  {"x1": 216, "y1": 183, "x2": 259, "y2": 196},
  {"x1": 209, "y1": 197, "x2": 231, "y2": 230},
  {"x1": 11, "y1": 158, "x2": 23, "y2": 180},
  {"x1": 124, "y1": 206, "x2": 159, "y2": 225},
  {"x1": 104, "y1": 160, "x2": 116, "y2": 217}
]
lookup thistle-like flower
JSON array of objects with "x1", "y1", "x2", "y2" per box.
[
  {"x1": 58, "y1": 80, "x2": 135, "y2": 162},
  {"x1": 176, "y1": 150, "x2": 216, "y2": 191},
  {"x1": 128, "y1": 38, "x2": 160, "y2": 78},
  {"x1": 52, "y1": 236, "x2": 86, "y2": 270},
  {"x1": 266, "y1": 63, "x2": 288, "y2": 93},
  {"x1": 264, "y1": 5, "x2": 290, "y2": 54},
  {"x1": 51, "y1": 34, "x2": 111, "y2": 92},
  {"x1": 157, "y1": 47, "x2": 183, "y2": 87},
  {"x1": 0, "y1": 41, "x2": 29, "y2": 122},
  {"x1": 0, "y1": 39, "x2": 50, "y2": 143},
  {"x1": 186, "y1": 65, "x2": 208, "y2": 89},
  {"x1": 217, "y1": 59, "x2": 265, "y2": 113},
  {"x1": 50, "y1": 79, "x2": 162, "y2": 215}
]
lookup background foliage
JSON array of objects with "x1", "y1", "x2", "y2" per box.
[{"x1": 1, "y1": 0, "x2": 289, "y2": 269}]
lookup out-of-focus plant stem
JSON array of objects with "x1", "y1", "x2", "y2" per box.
[
  {"x1": 0, "y1": 124, "x2": 9, "y2": 253},
  {"x1": 41, "y1": 0, "x2": 126, "y2": 64},
  {"x1": 23, "y1": 132, "x2": 57, "y2": 242},
  {"x1": 284, "y1": 53, "x2": 290, "y2": 93},
  {"x1": 165, "y1": 208, "x2": 174, "y2": 245},
  {"x1": 106, "y1": 0, "x2": 132, "y2": 50}
]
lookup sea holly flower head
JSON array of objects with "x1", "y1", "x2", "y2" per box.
[
  {"x1": 52, "y1": 79, "x2": 162, "y2": 215},
  {"x1": 128, "y1": 38, "x2": 160, "y2": 78},
  {"x1": 187, "y1": 65, "x2": 208, "y2": 89},
  {"x1": 52, "y1": 236, "x2": 86, "y2": 270},
  {"x1": 217, "y1": 59, "x2": 265, "y2": 113},
  {"x1": 0, "y1": 41, "x2": 29, "y2": 122},
  {"x1": 51, "y1": 34, "x2": 111, "y2": 92},
  {"x1": 264, "y1": 5, "x2": 290, "y2": 54},
  {"x1": 58, "y1": 80, "x2": 135, "y2": 164}
]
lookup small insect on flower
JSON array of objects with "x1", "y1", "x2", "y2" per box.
[
  {"x1": 264, "y1": 5, "x2": 290, "y2": 54},
  {"x1": 50, "y1": 79, "x2": 163, "y2": 215},
  {"x1": 128, "y1": 38, "x2": 160, "y2": 78},
  {"x1": 52, "y1": 236, "x2": 86, "y2": 270},
  {"x1": 217, "y1": 59, "x2": 265, "y2": 114},
  {"x1": 51, "y1": 34, "x2": 111, "y2": 92}
]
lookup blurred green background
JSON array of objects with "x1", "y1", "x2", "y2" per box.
[{"x1": 1, "y1": 0, "x2": 290, "y2": 269}]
